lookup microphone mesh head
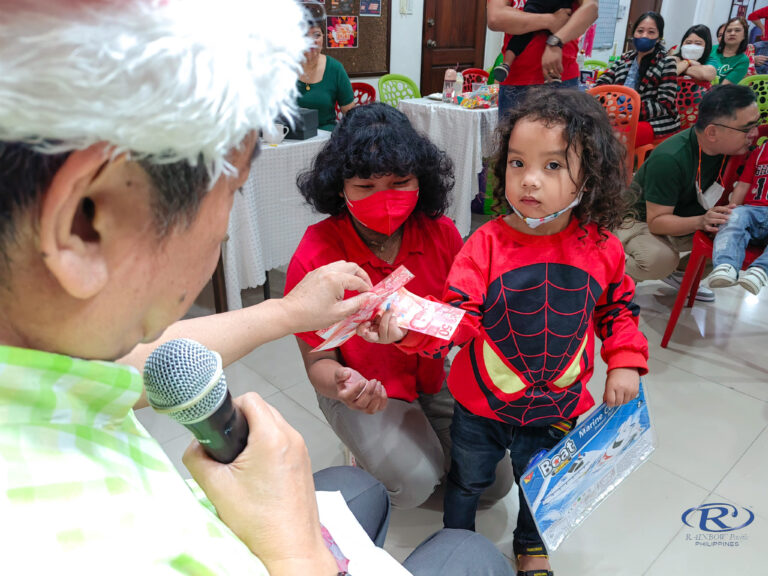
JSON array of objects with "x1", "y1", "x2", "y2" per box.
[{"x1": 143, "y1": 338, "x2": 227, "y2": 424}]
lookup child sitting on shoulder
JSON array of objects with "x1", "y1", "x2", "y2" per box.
[
  {"x1": 359, "y1": 87, "x2": 649, "y2": 576},
  {"x1": 707, "y1": 142, "x2": 768, "y2": 295}
]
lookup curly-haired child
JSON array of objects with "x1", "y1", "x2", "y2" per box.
[{"x1": 359, "y1": 88, "x2": 649, "y2": 575}]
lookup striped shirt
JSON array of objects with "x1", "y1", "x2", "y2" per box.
[
  {"x1": 0, "y1": 345, "x2": 267, "y2": 575},
  {"x1": 596, "y1": 46, "x2": 681, "y2": 138}
]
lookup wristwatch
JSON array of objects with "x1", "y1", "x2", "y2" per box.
[{"x1": 546, "y1": 34, "x2": 564, "y2": 49}]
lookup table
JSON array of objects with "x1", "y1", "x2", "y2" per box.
[
  {"x1": 223, "y1": 130, "x2": 332, "y2": 309},
  {"x1": 397, "y1": 98, "x2": 498, "y2": 237}
]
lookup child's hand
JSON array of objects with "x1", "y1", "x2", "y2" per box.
[
  {"x1": 356, "y1": 309, "x2": 408, "y2": 345},
  {"x1": 604, "y1": 368, "x2": 640, "y2": 407},
  {"x1": 334, "y1": 366, "x2": 388, "y2": 414}
]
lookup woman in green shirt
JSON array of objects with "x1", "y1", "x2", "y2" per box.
[
  {"x1": 298, "y1": 22, "x2": 356, "y2": 131},
  {"x1": 711, "y1": 17, "x2": 750, "y2": 85}
]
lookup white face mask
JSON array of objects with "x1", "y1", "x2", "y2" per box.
[
  {"x1": 511, "y1": 193, "x2": 583, "y2": 229},
  {"x1": 681, "y1": 44, "x2": 705, "y2": 61}
]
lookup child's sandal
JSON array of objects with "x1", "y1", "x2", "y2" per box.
[{"x1": 516, "y1": 571, "x2": 554, "y2": 576}]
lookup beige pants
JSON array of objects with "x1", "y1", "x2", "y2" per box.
[{"x1": 614, "y1": 219, "x2": 694, "y2": 282}]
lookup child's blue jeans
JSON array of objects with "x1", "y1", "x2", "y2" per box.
[
  {"x1": 712, "y1": 205, "x2": 768, "y2": 273},
  {"x1": 443, "y1": 402, "x2": 575, "y2": 557}
]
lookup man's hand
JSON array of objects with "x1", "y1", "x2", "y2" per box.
[
  {"x1": 283, "y1": 261, "x2": 373, "y2": 333},
  {"x1": 335, "y1": 366, "x2": 388, "y2": 414},
  {"x1": 183, "y1": 393, "x2": 338, "y2": 575},
  {"x1": 356, "y1": 309, "x2": 408, "y2": 345},
  {"x1": 542, "y1": 45, "x2": 563, "y2": 80},
  {"x1": 604, "y1": 368, "x2": 640, "y2": 408},
  {"x1": 701, "y1": 204, "x2": 735, "y2": 234}
]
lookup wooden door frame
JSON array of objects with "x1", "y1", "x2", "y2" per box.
[{"x1": 419, "y1": 0, "x2": 487, "y2": 95}]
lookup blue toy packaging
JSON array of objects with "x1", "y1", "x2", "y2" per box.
[{"x1": 520, "y1": 381, "x2": 655, "y2": 551}]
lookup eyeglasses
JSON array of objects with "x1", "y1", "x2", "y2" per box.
[{"x1": 711, "y1": 122, "x2": 760, "y2": 134}]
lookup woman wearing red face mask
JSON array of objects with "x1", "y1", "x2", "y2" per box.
[{"x1": 286, "y1": 103, "x2": 513, "y2": 510}]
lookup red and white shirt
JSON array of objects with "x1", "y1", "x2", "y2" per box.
[{"x1": 738, "y1": 143, "x2": 768, "y2": 207}]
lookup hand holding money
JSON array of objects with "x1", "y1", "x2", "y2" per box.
[{"x1": 356, "y1": 309, "x2": 408, "y2": 345}]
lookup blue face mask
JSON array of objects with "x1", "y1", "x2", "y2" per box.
[{"x1": 633, "y1": 37, "x2": 657, "y2": 53}]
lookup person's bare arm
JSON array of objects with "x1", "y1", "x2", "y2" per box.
[
  {"x1": 487, "y1": 0, "x2": 571, "y2": 35},
  {"x1": 542, "y1": 0, "x2": 599, "y2": 78},
  {"x1": 730, "y1": 181, "x2": 750, "y2": 206},
  {"x1": 296, "y1": 339, "x2": 387, "y2": 414},
  {"x1": 646, "y1": 201, "x2": 732, "y2": 236},
  {"x1": 683, "y1": 62, "x2": 717, "y2": 82},
  {"x1": 122, "y1": 261, "x2": 372, "y2": 408},
  {"x1": 340, "y1": 101, "x2": 356, "y2": 115}
]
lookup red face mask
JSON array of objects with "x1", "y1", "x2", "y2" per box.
[{"x1": 345, "y1": 189, "x2": 419, "y2": 236}]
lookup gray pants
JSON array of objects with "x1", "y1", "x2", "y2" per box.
[
  {"x1": 315, "y1": 466, "x2": 515, "y2": 575},
  {"x1": 615, "y1": 218, "x2": 694, "y2": 281},
  {"x1": 318, "y1": 382, "x2": 514, "y2": 509}
]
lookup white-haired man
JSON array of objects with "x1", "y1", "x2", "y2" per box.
[{"x1": 0, "y1": 1, "x2": 514, "y2": 574}]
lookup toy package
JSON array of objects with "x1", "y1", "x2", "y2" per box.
[
  {"x1": 312, "y1": 265, "x2": 465, "y2": 352},
  {"x1": 520, "y1": 381, "x2": 655, "y2": 551}
]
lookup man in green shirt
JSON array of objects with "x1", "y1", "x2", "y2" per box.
[
  {"x1": 0, "y1": 2, "x2": 516, "y2": 575},
  {"x1": 616, "y1": 85, "x2": 759, "y2": 301}
]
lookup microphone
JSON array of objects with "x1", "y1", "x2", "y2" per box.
[{"x1": 143, "y1": 338, "x2": 249, "y2": 464}]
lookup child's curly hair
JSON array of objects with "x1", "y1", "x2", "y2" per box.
[
  {"x1": 298, "y1": 102, "x2": 454, "y2": 216},
  {"x1": 492, "y1": 87, "x2": 628, "y2": 233}
]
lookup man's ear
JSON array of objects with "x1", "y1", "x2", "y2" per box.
[
  {"x1": 38, "y1": 145, "x2": 113, "y2": 300},
  {"x1": 701, "y1": 124, "x2": 719, "y2": 144}
]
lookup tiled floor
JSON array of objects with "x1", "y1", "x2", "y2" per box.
[{"x1": 136, "y1": 214, "x2": 767, "y2": 575}]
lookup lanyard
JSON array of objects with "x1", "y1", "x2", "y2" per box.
[{"x1": 696, "y1": 145, "x2": 726, "y2": 191}]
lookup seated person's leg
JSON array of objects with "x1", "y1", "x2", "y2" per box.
[
  {"x1": 314, "y1": 466, "x2": 390, "y2": 547},
  {"x1": 402, "y1": 529, "x2": 515, "y2": 576},
  {"x1": 709, "y1": 205, "x2": 750, "y2": 287},
  {"x1": 635, "y1": 122, "x2": 655, "y2": 147},
  {"x1": 318, "y1": 393, "x2": 445, "y2": 509},
  {"x1": 614, "y1": 219, "x2": 680, "y2": 282}
]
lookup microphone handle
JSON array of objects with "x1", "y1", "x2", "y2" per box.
[{"x1": 184, "y1": 390, "x2": 249, "y2": 463}]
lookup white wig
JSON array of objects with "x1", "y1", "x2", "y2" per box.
[{"x1": 0, "y1": 0, "x2": 309, "y2": 181}]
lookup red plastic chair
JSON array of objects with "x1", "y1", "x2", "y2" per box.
[
  {"x1": 635, "y1": 77, "x2": 709, "y2": 168},
  {"x1": 335, "y1": 82, "x2": 377, "y2": 121},
  {"x1": 587, "y1": 85, "x2": 640, "y2": 184},
  {"x1": 660, "y1": 128, "x2": 768, "y2": 348},
  {"x1": 461, "y1": 68, "x2": 490, "y2": 93}
]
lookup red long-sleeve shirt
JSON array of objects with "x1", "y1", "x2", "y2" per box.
[{"x1": 397, "y1": 217, "x2": 649, "y2": 426}]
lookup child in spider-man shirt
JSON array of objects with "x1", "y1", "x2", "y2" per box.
[{"x1": 359, "y1": 88, "x2": 649, "y2": 576}]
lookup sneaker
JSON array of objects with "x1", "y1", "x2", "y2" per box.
[
  {"x1": 661, "y1": 270, "x2": 715, "y2": 302},
  {"x1": 707, "y1": 263, "x2": 738, "y2": 288},
  {"x1": 738, "y1": 266, "x2": 768, "y2": 295},
  {"x1": 493, "y1": 63, "x2": 510, "y2": 82}
]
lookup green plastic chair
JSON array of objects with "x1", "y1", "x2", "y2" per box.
[
  {"x1": 582, "y1": 59, "x2": 609, "y2": 71},
  {"x1": 378, "y1": 74, "x2": 421, "y2": 107},
  {"x1": 740, "y1": 74, "x2": 768, "y2": 124}
]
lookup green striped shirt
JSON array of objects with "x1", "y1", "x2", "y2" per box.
[{"x1": 0, "y1": 345, "x2": 267, "y2": 575}]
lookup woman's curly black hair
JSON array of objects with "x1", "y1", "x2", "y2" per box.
[
  {"x1": 297, "y1": 102, "x2": 454, "y2": 217},
  {"x1": 491, "y1": 87, "x2": 628, "y2": 235}
]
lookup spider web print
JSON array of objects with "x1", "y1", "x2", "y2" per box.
[{"x1": 477, "y1": 263, "x2": 604, "y2": 424}]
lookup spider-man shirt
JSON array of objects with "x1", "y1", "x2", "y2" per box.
[{"x1": 397, "y1": 217, "x2": 649, "y2": 426}]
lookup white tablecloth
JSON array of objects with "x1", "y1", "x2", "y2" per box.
[
  {"x1": 224, "y1": 131, "x2": 331, "y2": 309},
  {"x1": 397, "y1": 98, "x2": 498, "y2": 237}
]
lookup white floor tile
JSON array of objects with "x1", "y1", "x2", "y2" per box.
[
  {"x1": 716, "y1": 425, "x2": 768, "y2": 518},
  {"x1": 224, "y1": 361, "x2": 280, "y2": 400},
  {"x1": 642, "y1": 358, "x2": 768, "y2": 491},
  {"x1": 550, "y1": 461, "x2": 709, "y2": 576},
  {"x1": 239, "y1": 335, "x2": 309, "y2": 390},
  {"x1": 134, "y1": 405, "x2": 189, "y2": 445},
  {"x1": 263, "y1": 392, "x2": 346, "y2": 472},
  {"x1": 282, "y1": 379, "x2": 327, "y2": 424},
  {"x1": 646, "y1": 494, "x2": 762, "y2": 576}
]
